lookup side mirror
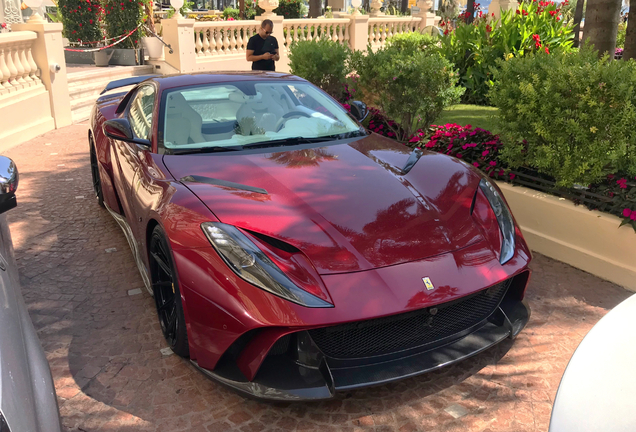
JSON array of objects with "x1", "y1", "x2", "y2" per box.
[
  {"x1": 103, "y1": 118, "x2": 151, "y2": 148},
  {"x1": 349, "y1": 101, "x2": 369, "y2": 122},
  {"x1": 0, "y1": 156, "x2": 18, "y2": 215}
]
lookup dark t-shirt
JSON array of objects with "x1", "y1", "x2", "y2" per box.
[{"x1": 247, "y1": 34, "x2": 279, "y2": 71}]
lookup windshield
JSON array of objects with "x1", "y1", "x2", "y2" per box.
[{"x1": 161, "y1": 80, "x2": 363, "y2": 151}]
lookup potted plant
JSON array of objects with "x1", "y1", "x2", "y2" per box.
[
  {"x1": 103, "y1": 0, "x2": 144, "y2": 65},
  {"x1": 142, "y1": 8, "x2": 164, "y2": 60},
  {"x1": 59, "y1": 0, "x2": 104, "y2": 64}
]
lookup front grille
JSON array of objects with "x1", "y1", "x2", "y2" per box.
[{"x1": 309, "y1": 280, "x2": 510, "y2": 359}]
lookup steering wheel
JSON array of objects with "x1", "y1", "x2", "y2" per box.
[{"x1": 276, "y1": 111, "x2": 312, "y2": 132}]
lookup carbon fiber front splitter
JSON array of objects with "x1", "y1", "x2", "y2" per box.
[{"x1": 191, "y1": 299, "x2": 530, "y2": 401}]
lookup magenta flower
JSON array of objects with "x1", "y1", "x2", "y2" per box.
[
  {"x1": 489, "y1": 161, "x2": 497, "y2": 167},
  {"x1": 509, "y1": 173, "x2": 516, "y2": 180},
  {"x1": 473, "y1": 162, "x2": 479, "y2": 167},
  {"x1": 623, "y1": 208, "x2": 632, "y2": 217},
  {"x1": 456, "y1": 153, "x2": 463, "y2": 158},
  {"x1": 617, "y1": 178, "x2": 628, "y2": 189},
  {"x1": 631, "y1": 211, "x2": 636, "y2": 221},
  {"x1": 482, "y1": 150, "x2": 489, "y2": 157}
]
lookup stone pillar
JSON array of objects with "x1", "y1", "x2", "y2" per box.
[
  {"x1": 348, "y1": 14, "x2": 369, "y2": 52},
  {"x1": 488, "y1": 0, "x2": 517, "y2": 20},
  {"x1": 162, "y1": 18, "x2": 196, "y2": 73},
  {"x1": 257, "y1": 0, "x2": 279, "y2": 17},
  {"x1": 12, "y1": 20, "x2": 71, "y2": 129}
]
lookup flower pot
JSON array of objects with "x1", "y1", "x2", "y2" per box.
[
  {"x1": 142, "y1": 37, "x2": 164, "y2": 60},
  {"x1": 93, "y1": 49, "x2": 114, "y2": 67}
]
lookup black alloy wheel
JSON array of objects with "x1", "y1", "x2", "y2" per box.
[
  {"x1": 89, "y1": 138, "x2": 105, "y2": 208},
  {"x1": 149, "y1": 225, "x2": 190, "y2": 357}
]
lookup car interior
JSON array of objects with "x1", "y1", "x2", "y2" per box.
[{"x1": 163, "y1": 82, "x2": 356, "y2": 149}]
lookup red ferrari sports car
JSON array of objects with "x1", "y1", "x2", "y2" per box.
[{"x1": 89, "y1": 72, "x2": 531, "y2": 400}]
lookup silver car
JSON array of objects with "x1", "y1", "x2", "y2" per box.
[{"x1": 0, "y1": 156, "x2": 61, "y2": 432}]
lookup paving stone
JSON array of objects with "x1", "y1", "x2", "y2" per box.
[{"x1": 5, "y1": 124, "x2": 634, "y2": 432}]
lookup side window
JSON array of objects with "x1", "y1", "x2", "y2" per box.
[{"x1": 128, "y1": 85, "x2": 155, "y2": 140}]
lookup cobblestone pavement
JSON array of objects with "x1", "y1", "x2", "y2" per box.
[{"x1": 6, "y1": 124, "x2": 633, "y2": 432}]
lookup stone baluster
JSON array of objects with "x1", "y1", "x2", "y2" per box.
[
  {"x1": 201, "y1": 29, "x2": 210, "y2": 56},
  {"x1": 12, "y1": 46, "x2": 27, "y2": 87},
  {"x1": 0, "y1": 48, "x2": 12, "y2": 94},
  {"x1": 230, "y1": 26, "x2": 236, "y2": 53},
  {"x1": 195, "y1": 30, "x2": 203, "y2": 55},
  {"x1": 26, "y1": 44, "x2": 39, "y2": 84},
  {"x1": 215, "y1": 28, "x2": 222, "y2": 55},
  {"x1": 236, "y1": 26, "x2": 244, "y2": 53},
  {"x1": 222, "y1": 26, "x2": 230, "y2": 55},
  {"x1": 4, "y1": 45, "x2": 19, "y2": 91},
  {"x1": 18, "y1": 43, "x2": 33, "y2": 86},
  {"x1": 285, "y1": 26, "x2": 292, "y2": 48}
]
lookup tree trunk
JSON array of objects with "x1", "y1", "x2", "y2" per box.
[
  {"x1": 465, "y1": 0, "x2": 474, "y2": 24},
  {"x1": 624, "y1": 0, "x2": 636, "y2": 59},
  {"x1": 239, "y1": 0, "x2": 245, "y2": 19},
  {"x1": 309, "y1": 0, "x2": 322, "y2": 17},
  {"x1": 572, "y1": 0, "x2": 585, "y2": 47},
  {"x1": 582, "y1": 0, "x2": 622, "y2": 56},
  {"x1": 145, "y1": 1, "x2": 156, "y2": 33}
]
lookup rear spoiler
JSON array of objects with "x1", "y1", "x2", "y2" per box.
[{"x1": 100, "y1": 74, "x2": 159, "y2": 95}]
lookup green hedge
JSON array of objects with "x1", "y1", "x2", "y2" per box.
[{"x1": 490, "y1": 47, "x2": 636, "y2": 187}]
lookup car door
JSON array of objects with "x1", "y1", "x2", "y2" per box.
[{"x1": 111, "y1": 84, "x2": 155, "y2": 225}]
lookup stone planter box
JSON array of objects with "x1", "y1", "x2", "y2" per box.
[
  {"x1": 64, "y1": 48, "x2": 144, "y2": 66},
  {"x1": 498, "y1": 182, "x2": 636, "y2": 292}
]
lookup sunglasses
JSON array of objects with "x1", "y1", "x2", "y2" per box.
[{"x1": 263, "y1": 30, "x2": 272, "y2": 35}]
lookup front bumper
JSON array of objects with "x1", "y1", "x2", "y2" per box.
[{"x1": 191, "y1": 287, "x2": 531, "y2": 401}]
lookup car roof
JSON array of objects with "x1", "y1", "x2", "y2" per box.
[{"x1": 152, "y1": 71, "x2": 307, "y2": 90}]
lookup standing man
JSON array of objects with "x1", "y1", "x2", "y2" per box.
[{"x1": 246, "y1": 19, "x2": 280, "y2": 71}]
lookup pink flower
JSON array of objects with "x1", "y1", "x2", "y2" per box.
[
  {"x1": 624, "y1": 208, "x2": 633, "y2": 217},
  {"x1": 489, "y1": 161, "x2": 497, "y2": 166},
  {"x1": 456, "y1": 153, "x2": 463, "y2": 158},
  {"x1": 387, "y1": 132, "x2": 395, "y2": 137},
  {"x1": 617, "y1": 178, "x2": 628, "y2": 189},
  {"x1": 342, "y1": 103, "x2": 351, "y2": 111},
  {"x1": 499, "y1": 169, "x2": 504, "y2": 176},
  {"x1": 632, "y1": 210, "x2": 636, "y2": 221},
  {"x1": 482, "y1": 150, "x2": 489, "y2": 156},
  {"x1": 448, "y1": 143, "x2": 453, "y2": 150},
  {"x1": 425, "y1": 141, "x2": 436, "y2": 148},
  {"x1": 473, "y1": 162, "x2": 480, "y2": 167},
  {"x1": 509, "y1": 173, "x2": 516, "y2": 180}
]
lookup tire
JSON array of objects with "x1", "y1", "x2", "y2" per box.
[
  {"x1": 89, "y1": 138, "x2": 105, "y2": 208},
  {"x1": 148, "y1": 225, "x2": 190, "y2": 357}
]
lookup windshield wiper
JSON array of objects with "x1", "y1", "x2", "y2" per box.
[
  {"x1": 170, "y1": 145, "x2": 243, "y2": 155},
  {"x1": 241, "y1": 131, "x2": 367, "y2": 150},
  {"x1": 240, "y1": 136, "x2": 332, "y2": 150}
]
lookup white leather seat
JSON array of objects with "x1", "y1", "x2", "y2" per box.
[
  {"x1": 235, "y1": 92, "x2": 284, "y2": 134},
  {"x1": 165, "y1": 92, "x2": 206, "y2": 144}
]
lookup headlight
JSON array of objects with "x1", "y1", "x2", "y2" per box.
[
  {"x1": 479, "y1": 179, "x2": 515, "y2": 264},
  {"x1": 201, "y1": 222, "x2": 332, "y2": 308}
]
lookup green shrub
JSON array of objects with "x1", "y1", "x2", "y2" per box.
[
  {"x1": 489, "y1": 47, "x2": 636, "y2": 187},
  {"x1": 222, "y1": 7, "x2": 240, "y2": 19},
  {"x1": 617, "y1": 23, "x2": 626, "y2": 48},
  {"x1": 351, "y1": 45, "x2": 464, "y2": 141},
  {"x1": 288, "y1": 39, "x2": 352, "y2": 100},
  {"x1": 274, "y1": 0, "x2": 305, "y2": 18},
  {"x1": 386, "y1": 32, "x2": 440, "y2": 55},
  {"x1": 440, "y1": 0, "x2": 574, "y2": 105},
  {"x1": 58, "y1": 0, "x2": 102, "y2": 43},
  {"x1": 103, "y1": 0, "x2": 144, "y2": 49}
]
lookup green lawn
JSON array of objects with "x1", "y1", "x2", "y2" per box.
[{"x1": 435, "y1": 104, "x2": 499, "y2": 133}]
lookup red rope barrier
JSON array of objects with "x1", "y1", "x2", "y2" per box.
[{"x1": 64, "y1": 24, "x2": 141, "y2": 52}]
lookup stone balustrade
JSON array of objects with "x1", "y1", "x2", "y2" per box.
[
  {"x1": 367, "y1": 16, "x2": 423, "y2": 50},
  {"x1": 0, "y1": 31, "x2": 42, "y2": 97},
  {"x1": 194, "y1": 20, "x2": 261, "y2": 57},
  {"x1": 282, "y1": 18, "x2": 351, "y2": 50}
]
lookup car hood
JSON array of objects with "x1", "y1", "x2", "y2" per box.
[{"x1": 163, "y1": 135, "x2": 485, "y2": 275}]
